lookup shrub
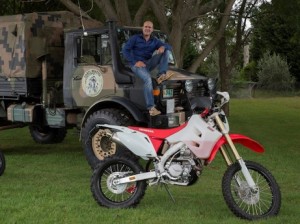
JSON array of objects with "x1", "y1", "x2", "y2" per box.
[
  {"x1": 257, "y1": 52, "x2": 295, "y2": 91},
  {"x1": 240, "y1": 61, "x2": 258, "y2": 82}
]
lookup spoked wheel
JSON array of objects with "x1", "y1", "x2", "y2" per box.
[
  {"x1": 91, "y1": 155, "x2": 147, "y2": 208},
  {"x1": 222, "y1": 160, "x2": 281, "y2": 220},
  {"x1": 0, "y1": 150, "x2": 6, "y2": 176}
]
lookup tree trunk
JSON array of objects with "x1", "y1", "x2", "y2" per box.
[
  {"x1": 59, "y1": 0, "x2": 92, "y2": 19},
  {"x1": 115, "y1": 0, "x2": 132, "y2": 25},
  {"x1": 133, "y1": 0, "x2": 151, "y2": 26},
  {"x1": 219, "y1": 35, "x2": 230, "y2": 115},
  {"x1": 188, "y1": 0, "x2": 236, "y2": 72}
]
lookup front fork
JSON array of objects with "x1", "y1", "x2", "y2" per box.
[{"x1": 214, "y1": 114, "x2": 257, "y2": 189}]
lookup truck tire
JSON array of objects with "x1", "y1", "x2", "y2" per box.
[
  {"x1": 0, "y1": 150, "x2": 5, "y2": 176},
  {"x1": 81, "y1": 108, "x2": 135, "y2": 168},
  {"x1": 29, "y1": 125, "x2": 67, "y2": 144}
]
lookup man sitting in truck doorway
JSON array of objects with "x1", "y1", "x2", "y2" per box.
[{"x1": 122, "y1": 20, "x2": 173, "y2": 116}]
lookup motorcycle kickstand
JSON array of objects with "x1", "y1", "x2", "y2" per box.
[{"x1": 163, "y1": 183, "x2": 176, "y2": 203}]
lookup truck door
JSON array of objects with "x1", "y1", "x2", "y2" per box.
[{"x1": 70, "y1": 32, "x2": 117, "y2": 107}]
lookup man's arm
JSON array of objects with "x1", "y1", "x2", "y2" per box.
[{"x1": 155, "y1": 38, "x2": 172, "y2": 52}]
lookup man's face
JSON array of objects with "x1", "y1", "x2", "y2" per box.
[{"x1": 143, "y1": 21, "x2": 153, "y2": 37}]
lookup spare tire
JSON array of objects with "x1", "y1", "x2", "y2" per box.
[{"x1": 81, "y1": 108, "x2": 135, "y2": 168}]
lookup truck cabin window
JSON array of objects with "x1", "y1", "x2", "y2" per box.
[
  {"x1": 117, "y1": 28, "x2": 176, "y2": 66},
  {"x1": 76, "y1": 33, "x2": 112, "y2": 65}
]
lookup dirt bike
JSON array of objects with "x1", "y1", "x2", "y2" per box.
[
  {"x1": 0, "y1": 150, "x2": 5, "y2": 176},
  {"x1": 90, "y1": 91, "x2": 281, "y2": 220}
]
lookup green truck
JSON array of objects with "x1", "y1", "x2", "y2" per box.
[{"x1": 0, "y1": 11, "x2": 214, "y2": 167}]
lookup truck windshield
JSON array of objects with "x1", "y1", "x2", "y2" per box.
[{"x1": 117, "y1": 28, "x2": 176, "y2": 66}]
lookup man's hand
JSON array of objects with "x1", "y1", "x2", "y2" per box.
[
  {"x1": 157, "y1": 46, "x2": 165, "y2": 54},
  {"x1": 135, "y1": 61, "x2": 146, "y2": 67}
]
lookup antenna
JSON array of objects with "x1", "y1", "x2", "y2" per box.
[
  {"x1": 77, "y1": 0, "x2": 94, "y2": 36},
  {"x1": 77, "y1": 0, "x2": 87, "y2": 36}
]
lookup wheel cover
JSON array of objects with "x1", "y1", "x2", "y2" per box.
[
  {"x1": 100, "y1": 162, "x2": 137, "y2": 203},
  {"x1": 106, "y1": 172, "x2": 128, "y2": 194},
  {"x1": 234, "y1": 181, "x2": 260, "y2": 205},
  {"x1": 92, "y1": 129, "x2": 116, "y2": 160}
]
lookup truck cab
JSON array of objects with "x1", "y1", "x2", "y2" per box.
[{"x1": 68, "y1": 21, "x2": 213, "y2": 167}]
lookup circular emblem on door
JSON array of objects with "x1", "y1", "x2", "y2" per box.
[{"x1": 82, "y1": 69, "x2": 103, "y2": 97}]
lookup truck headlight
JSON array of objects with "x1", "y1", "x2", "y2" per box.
[
  {"x1": 207, "y1": 78, "x2": 216, "y2": 91},
  {"x1": 185, "y1": 80, "x2": 193, "y2": 93}
]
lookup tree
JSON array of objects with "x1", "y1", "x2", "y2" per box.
[
  {"x1": 58, "y1": 0, "x2": 238, "y2": 68},
  {"x1": 188, "y1": 0, "x2": 235, "y2": 73},
  {"x1": 251, "y1": 2, "x2": 300, "y2": 82},
  {"x1": 190, "y1": 0, "x2": 261, "y2": 93},
  {"x1": 272, "y1": 0, "x2": 300, "y2": 43},
  {"x1": 3, "y1": 0, "x2": 241, "y2": 92},
  {"x1": 218, "y1": 0, "x2": 258, "y2": 91}
]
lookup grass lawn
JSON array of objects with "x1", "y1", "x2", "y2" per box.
[{"x1": 0, "y1": 97, "x2": 299, "y2": 224}]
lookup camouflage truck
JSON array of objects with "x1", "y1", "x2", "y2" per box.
[{"x1": 0, "y1": 11, "x2": 215, "y2": 168}]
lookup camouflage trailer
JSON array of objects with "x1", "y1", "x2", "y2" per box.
[{"x1": 0, "y1": 11, "x2": 215, "y2": 168}]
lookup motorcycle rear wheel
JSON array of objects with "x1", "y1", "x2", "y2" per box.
[
  {"x1": 91, "y1": 155, "x2": 147, "y2": 208},
  {"x1": 222, "y1": 160, "x2": 281, "y2": 220}
]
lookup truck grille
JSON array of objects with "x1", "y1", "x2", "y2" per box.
[
  {"x1": 188, "y1": 81, "x2": 209, "y2": 97},
  {"x1": 162, "y1": 80, "x2": 209, "y2": 107}
]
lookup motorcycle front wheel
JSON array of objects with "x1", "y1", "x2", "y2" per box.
[
  {"x1": 0, "y1": 150, "x2": 6, "y2": 176},
  {"x1": 222, "y1": 160, "x2": 281, "y2": 220},
  {"x1": 91, "y1": 155, "x2": 147, "y2": 208}
]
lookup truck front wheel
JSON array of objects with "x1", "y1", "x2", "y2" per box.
[
  {"x1": 81, "y1": 109, "x2": 135, "y2": 168},
  {"x1": 29, "y1": 125, "x2": 67, "y2": 144}
]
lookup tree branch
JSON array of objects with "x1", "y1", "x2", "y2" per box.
[
  {"x1": 188, "y1": 0, "x2": 236, "y2": 72},
  {"x1": 149, "y1": 0, "x2": 170, "y2": 33},
  {"x1": 94, "y1": 0, "x2": 118, "y2": 21},
  {"x1": 133, "y1": 0, "x2": 151, "y2": 26},
  {"x1": 59, "y1": 0, "x2": 92, "y2": 19},
  {"x1": 115, "y1": 0, "x2": 132, "y2": 25}
]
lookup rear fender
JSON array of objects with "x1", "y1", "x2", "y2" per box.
[{"x1": 207, "y1": 134, "x2": 264, "y2": 163}]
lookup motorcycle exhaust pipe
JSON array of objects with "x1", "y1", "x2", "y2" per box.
[{"x1": 105, "y1": 131, "x2": 127, "y2": 149}]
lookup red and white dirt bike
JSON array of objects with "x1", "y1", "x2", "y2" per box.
[{"x1": 90, "y1": 91, "x2": 281, "y2": 220}]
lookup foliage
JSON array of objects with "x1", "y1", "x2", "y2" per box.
[
  {"x1": 272, "y1": 0, "x2": 300, "y2": 43},
  {"x1": 257, "y1": 52, "x2": 295, "y2": 91},
  {"x1": 240, "y1": 61, "x2": 258, "y2": 82},
  {"x1": 250, "y1": 2, "x2": 300, "y2": 82},
  {"x1": 182, "y1": 41, "x2": 200, "y2": 70},
  {"x1": 198, "y1": 51, "x2": 219, "y2": 78},
  {"x1": 199, "y1": 50, "x2": 240, "y2": 81}
]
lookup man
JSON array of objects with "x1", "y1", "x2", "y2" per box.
[{"x1": 122, "y1": 21, "x2": 173, "y2": 116}]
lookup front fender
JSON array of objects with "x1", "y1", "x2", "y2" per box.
[
  {"x1": 81, "y1": 96, "x2": 146, "y2": 127},
  {"x1": 207, "y1": 134, "x2": 264, "y2": 163}
]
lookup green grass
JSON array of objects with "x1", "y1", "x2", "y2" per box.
[{"x1": 0, "y1": 97, "x2": 300, "y2": 224}]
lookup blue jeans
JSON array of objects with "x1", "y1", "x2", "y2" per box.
[{"x1": 131, "y1": 50, "x2": 169, "y2": 109}]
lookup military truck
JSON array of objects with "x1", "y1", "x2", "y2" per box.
[{"x1": 0, "y1": 11, "x2": 214, "y2": 168}]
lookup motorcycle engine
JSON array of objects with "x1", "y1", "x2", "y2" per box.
[
  {"x1": 168, "y1": 163, "x2": 183, "y2": 177},
  {"x1": 165, "y1": 147, "x2": 202, "y2": 185}
]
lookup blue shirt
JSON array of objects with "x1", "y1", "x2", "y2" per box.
[{"x1": 122, "y1": 34, "x2": 171, "y2": 66}]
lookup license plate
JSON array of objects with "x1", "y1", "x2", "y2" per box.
[{"x1": 163, "y1": 89, "x2": 173, "y2": 98}]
